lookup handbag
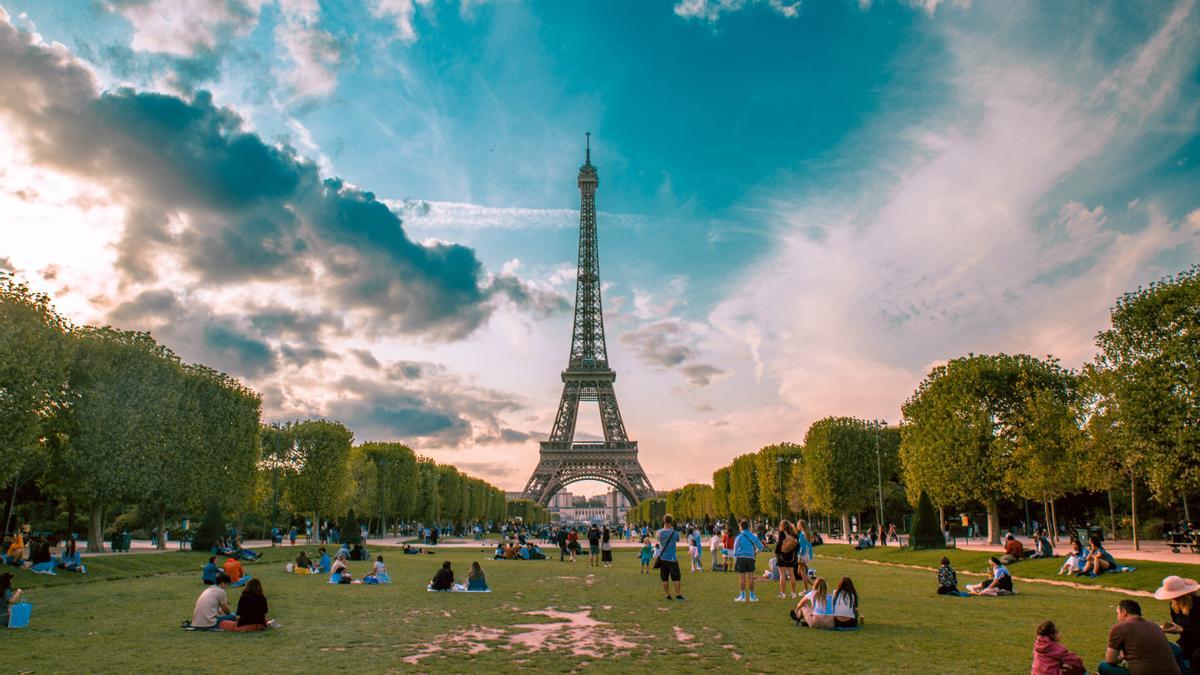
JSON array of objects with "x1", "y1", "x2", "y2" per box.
[
  {"x1": 652, "y1": 530, "x2": 677, "y2": 569},
  {"x1": 780, "y1": 534, "x2": 798, "y2": 554}
]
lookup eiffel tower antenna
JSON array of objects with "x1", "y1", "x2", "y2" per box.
[{"x1": 521, "y1": 135, "x2": 655, "y2": 509}]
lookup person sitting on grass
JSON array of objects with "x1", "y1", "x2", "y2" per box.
[
  {"x1": 56, "y1": 539, "x2": 85, "y2": 574},
  {"x1": 363, "y1": 555, "x2": 389, "y2": 584},
  {"x1": 936, "y1": 556, "x2": 969, "y2": 596},
  {"x1": 1153, "y1": 575, "x2": 1200, "y2": 673},
  {"x1": 337, "y1": 542, "x2": 351, "y2": 560},
  {"x1": 1059, "y1": 540, "x2": 1087, "y2": 576},
  {"x1": 831, "y1": 576, "x2": 860, "y2": 628},
  {"x1": 190, "y1": 573, "x2": 236, "y2": 630},
  {"x1": 1081, "y1": 537, "x2": 1117, "y2": 577},
  {"x1": 467, "y1": 562, "x2": 488, "y2": 591},
  {"x1": 202, "y1": 556, "x2": 222, "y2": 585},
  {"x1": 1031, "y1": 620, "x2": 1086, "y2": 675},
  {"x1": 330, "y1": 553, "x2": 352, "y2": 583},
  {"x1": 218, "y1": 578, "x2": 271, "y2": 632},
  {"x1": 967, "y1": 557, "x2": 1014, "y2": 596},
  {"x1": 999, "y1": 533, "x2": 1024, "y2": 564},
  {"x1": 315, "y1": 547, "x2": 330, "y2": 573},
  {"x1": 294, "y1": 550, "x2": 316, "y2": 574},
  {"x1": 1100, "y1": 599, "x2": 1179, "y2": 675},
  {"x1": 1, "y1": 572, "x2": 23, "y2": 628},
  {"x1": 733, "y1": 519, "x2": 765, "y2": 602},
  {"x1": 223, "y1": 556, "x2": 248, "y2": 585},
  {"x1": 492, "y1": 543, "x2": 505, "y2": 560},
  {"x1": 791, "y1": 577, "x2": 834, "y2": 629},
  {"x1": 431, "y1": 561, "x2": 454, "y2": 591},
  {"x1": 26, "y1": 537, "x2": 56, "y2": 574},
  {"x1": 854, "y1": 533, "x2": 874, "y2": 550},
  {"x1": 233, "y1": 538, "x2": 260, "y2": 561},
  {"x1": 1028, "y1": 531, "x2": 1055, "y2": 559}
]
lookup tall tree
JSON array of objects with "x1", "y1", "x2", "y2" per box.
[
  {"x1": 0, "y1": 273, "x2": 72, "y2": 530},
  {"x1": 285, "y1": 419, "x2": 352, "y2": 541},
  {"x1": 801, "y1": 417, "x2": 896, "y2": 536},
  {"x1": 900, "y1": 353, "x2": 1076, "y2": 544},
  {"x1": 727, "y1": 453, "x2": 759, "y2": 518}
]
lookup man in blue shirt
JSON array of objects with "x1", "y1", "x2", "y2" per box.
[
  {"x1": 733, "y1": 519, "x2": 765, "y2": 602},
  {"x1": 656, "y1": 514, "x2": 684, "y2": 601}
]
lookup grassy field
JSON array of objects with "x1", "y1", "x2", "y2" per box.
[{"x1": 4, "y1": 542, "x2": 1193, "y2": 673}]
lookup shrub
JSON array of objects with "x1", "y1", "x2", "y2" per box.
[
  {"x1": 192, "y1": 500, "x2": 226, "y2": 552},
  {"x1": 342, "y1": 509, "x2": 363, "y2": 545},
  {"x1": 908, "y1": 490, "x2": 945, "y2": 549}
]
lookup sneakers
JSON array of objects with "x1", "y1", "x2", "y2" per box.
[
  {"x1": 777, "y1": 592, "x2": 786, "y2": 599},
  {"x1": 675, "y1": 595, "x2": 685, "y2": 600},
  {"x1": 734, "y1": 593, "x2": 746, "y2": 602},
  {"x1": 790, "y1": 592, "x2": 798, "y2": 599},
  {"x1": 665, "y1": 594, "x2": 673, "y2": 601},
  {"x1": 749, "y1": 592, "x2": 759, "y2": 602}
]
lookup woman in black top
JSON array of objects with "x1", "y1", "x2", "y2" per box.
[
  {"x1": 236, "y1": 578, "x2": 270, "y2": 628},
  {"x1": 774, "y1": 521, "x2": 800, "y2": 599},
  {"x1": 1160, "y1": 581, "x2": 1200, "y2": 673},
  {"x1": 431, "y1": 561, "x2": 454, "y2": 590},
  {"x1": 600, "y1": 527, "x2": 613, "y2": 567}
]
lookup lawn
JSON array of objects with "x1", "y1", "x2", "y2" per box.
[{"x1": 4, "y1": 543, "x2": 1189, "y2": 673}]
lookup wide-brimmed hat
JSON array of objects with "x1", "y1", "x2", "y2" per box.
[{"x1": 1154, "y1": 575, "x2": 1200, "y2": 600}]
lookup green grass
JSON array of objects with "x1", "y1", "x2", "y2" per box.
[
  {"x1": 4, "y1": 543, "x2": 1190, "y2": 672},
  {"x1": 815, "y1": 543, "x2": 1197, "y2": 593}
]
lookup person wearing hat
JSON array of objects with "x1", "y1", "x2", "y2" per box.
[{"x1": 1155, "y1": 575, "x2": 1200, "y2": 673}]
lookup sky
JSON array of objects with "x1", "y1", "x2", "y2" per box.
[{"x1": 1, "y1": 0, "x2": 1198, "y2": 497}]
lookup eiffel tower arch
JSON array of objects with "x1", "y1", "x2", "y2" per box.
[{"x1": 523, "y1": 135, "x2": 655, "y2": 507}]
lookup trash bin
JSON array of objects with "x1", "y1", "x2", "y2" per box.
[
  {"x1": 110, "y1": 533, "x2": 132, "y2": 552},
  {"x1": 1089, "y1": 526, "x2": 1104, "y2": 543}
]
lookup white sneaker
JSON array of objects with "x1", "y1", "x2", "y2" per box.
[
  {"x1": 791, "y1": 592, "x2": 798, "y2": 599},
  {"x1": 734, "y1": 593, "x2": 746, "y2": 602},
  {"x1": 749, "y1": 592, "x2": 759, "y2": 602},
  {"x1": 777, "y1": 592, "x2": 786, "y2": 599}
]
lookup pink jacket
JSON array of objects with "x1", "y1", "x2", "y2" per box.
[{"x1": 1031, "y1": 636, "x2": 1085, "y2": 675}]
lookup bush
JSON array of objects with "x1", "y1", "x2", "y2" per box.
[
  {"x1": 908, "y1": 490, "x2": 945, "y2": 550},
  {"x1": 192, "y1": 500, "x2": 226, "y2": 552},
  {"x1": 342, "y1": 509, "x2": 362, "y2": 545}
]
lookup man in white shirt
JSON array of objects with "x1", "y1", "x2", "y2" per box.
[{"x1": 191, "y1": 574, "x2": 234, "y2": 629}]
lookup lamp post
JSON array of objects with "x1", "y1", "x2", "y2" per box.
[
  {"x1": 269, "y1": 422, "x2": 281, "y2": 546},
  {"x1": 873, "y1": 420, "x2": 885, "y2": 533}
]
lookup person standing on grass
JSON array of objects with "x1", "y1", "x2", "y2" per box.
[
  {"x1": 774, "y1": 520, "x2": 799, "y2": 599},
  {"x1": 1100, "y1": 599, "x2": 1179, "y2": 675},
  {"x1": 601, "y1": 526, "x2": 613, "y2": 568},
  {"x1": 733, "y1": 519, "x2": 765, "y2": 602},
  {"x1": 639, "y1": 537, "x2": 654, "y2": 573},
  {"x1": 796, "y1": 520, "x2": 814, "y2": 592},
  {"x1": 656, "y1": 514, "x2": 684, "y2": 601},
  {"x1": 587, "y1": 524, "x2": 601, "y2": 567},
  {"x1": 556, "y1": 527, "x2": 569, "y2": 562},
  {"x1": 688, "y1": 527, "x2": 704, "y2": 573}
]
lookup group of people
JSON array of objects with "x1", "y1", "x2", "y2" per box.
[
  {"x1": 790, "y1": 576, "x2": 861, "y2": 629},
  {"x1": 188, "y1": 574, "x2": 274, "y2": 631},
  {"x1": 211, "y1": 537, "x2": 260, "y2": 561},
  {"x1": 1059, "y1": 536, "x2": 1123, "y2": 577},
  {"x1": 429, "y1": 560, "x2": 489, "y2": 592},
  {"x1": 1030, "y1": 576, "x2": 1199, "y2": 675},
  {"x1": 202, "y1": 555, "x2": 252, "y2": 587},
  {"x1": 3, "y1": 534, "x2": 86, "y2": 575},
  {"x1": 493, "y1": 541, "x2": 546, "y2": 560}
]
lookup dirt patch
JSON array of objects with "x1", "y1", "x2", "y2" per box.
[
  {"x1": 401, "y1": 625, "x2": 506, "y2": 665},
  {"x1": 673, "y1": 626, "x2": 694, "y2": 643},
  {"x1": 508, "y1": 608, "x2": 641, "y2": 657}
]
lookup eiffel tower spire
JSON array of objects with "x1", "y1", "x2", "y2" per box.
[{"x1": 522, "y1": 135, "x2": 655, "y2": 508}]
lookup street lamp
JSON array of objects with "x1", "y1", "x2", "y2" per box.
[
  {"x1": 270, "y1": 422, "x2": 281, "y2": 546},
  {"x1": 873, "y1": 420, "x2": 886, "y2": 534}
]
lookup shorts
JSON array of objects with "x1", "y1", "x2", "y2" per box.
[
  {"x1": 735, "y1": 558, "x2": 756, "y2": 573},
  {"x1": 658, "y1": 560, "x2": 681, "y2": 582},
  {"x1": 589, "y1": 545, "x2": 600, "y2": 555},
  {"x1": 776, "y1": 558, "x2": 799, "y2": 571}
]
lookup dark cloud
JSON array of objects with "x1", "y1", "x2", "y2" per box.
[
  {"x1": 0, "y1": 16, "x2": 530, "y2": 341},
  {"x1": 488, "y1": 274, "x2": 571, "y2": 318},
  {"x1": 475, "y1": 428, "x2": 535, "y2": 445},
  {"x1": 202, "y1": 323, "x2": 276, "y2": 376},
  {"x1": 279, "y1": 343, "x2": 337, "y2": 367},
  {"x1": 80, "y1": 42, "x2": 222, "y2": 96},
  {"x1": 456, "y1": 461, "x2": 518, "y2": 478},
  {"x1": 619, "y1": 319, "x2": 727, "y2": 387},
  {"x1": 350, "y1": 349, "x2": 380, "y2": 369}
]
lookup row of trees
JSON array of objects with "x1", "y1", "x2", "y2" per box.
[
  {"x1": 0, "y1": 273, "x2": 508, "y2": 549},
  {"x1": 697, "y1": 266, "x2": 1198, "y2": 547}
]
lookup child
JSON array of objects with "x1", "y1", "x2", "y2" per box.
[
  {"x1": 709, "y1": 530, "x2": 723, "y2": 571},
  {"x1": 688, "y1": 528, "x2": 703, "y2": 573},
  {"x1": 936, "y1": 556, "x2": 968, "y2": 596},
  {"x1": 733, "y1": 519, "x2": 765, "y2": 602},
  {"x1": 1030, "y1": 620, "x2": 1085, "y2": 675},
  {"x1": 639, "y1": 538, "x2": 653, "y2": 574}
]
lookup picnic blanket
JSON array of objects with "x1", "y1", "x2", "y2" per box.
[{"x1": 427, "y1": 583, "x2": 491, "y2": 593}]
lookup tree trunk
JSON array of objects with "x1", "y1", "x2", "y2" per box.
[
  {"x1": 1130, "y1": 474, "x2": 1140, "y2": 551},
  {"x1": 88, "y1": 502, "x2": 105, "y2": 553},
  {"x1": 938, "y1": 506, "x2": 946, "y2": 535},
  {"x1": 986, "y1": 499, "x2": 1001, "y2": 545},
  {"x1": 3, "y1": 478, "x2": 17, "y2": 537},
  {"x1": 841, "y1": 512, "x2": 851, "y2": 541},
  {"x1": 157, "y1": 503, "x2": 168, "y2": 551},
  {"x1": 1023, "y1": 499, "x2": 1031, "y2": 536},
  {"x1": 67, "y1": 499, "x2": 76, "y2": 536},
  {"x1": 1184, "y1": 494, "x2": 1191, "y2": 524},
  {"x1": 312, "y1": 510, "x2": 319, "y2": 544},
  {"x1": 1050, "y1": 499, "x2": 1058, "y2": 544},
  {"x1": 1107, "y1": 490, "x2": 1117, "y2": 541}
]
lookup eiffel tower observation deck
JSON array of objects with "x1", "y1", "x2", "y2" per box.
[{"x1": 522, "y1": 134, "x2": 656, "y2": 507}]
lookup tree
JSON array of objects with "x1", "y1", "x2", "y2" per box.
[
  {"x1": 358, "y1": 442, "x2": 416, "y2": 535},
  {"x1": 0, "y1": 274, "x2": 72, "y2": 532},
  {"x1": 727, "y1": 453, "x2": 759, "y2": 518},
  {"x1": 712, "y1": 467, "x2": 731, "y2": 518},
  {"x1": 284, "y1": 420, "x2": 352, "y2": 541},
  {"x1": 1092, "y1": 265, "x2": 1200, "y2": 535},
  {"x1": 900, "y1": 353, "x2": 1076, "y2": 544},
  {"x1": 342, "y1": 508, "x2": 363, "y2": 545},
  {"x1": 908, "y1": 490, "x2": 944, "y2": 549},
  {"x1": 800, "y1": 417, "x2": 895, "y2": 537},
  {"x1": 192, "y1": 498, "x2": 226, "y2": 552}
]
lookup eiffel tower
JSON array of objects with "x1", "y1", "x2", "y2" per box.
[{"x1": 522, "y1": 134, "x2": 655, "y2": 507}]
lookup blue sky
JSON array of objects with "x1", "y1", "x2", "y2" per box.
[{"x1": 1, "y1": 0, "x2": 1197, "y2": 494}]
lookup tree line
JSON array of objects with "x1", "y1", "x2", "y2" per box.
[
  {"x1": 0, "y1": 274, "x2": 507, "y2": 551},
  {"x1": 635, "y1": 266, "x2": 1199, "y2": 547}
]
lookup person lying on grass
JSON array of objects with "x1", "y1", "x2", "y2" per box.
[
  {"x1": 967, "y1": 557, "x2": 1014, "y2": 596},
  {"x1": 1031, "y1": 620, "x2": 1085, "y2": 675},
  {"x1": 936, "y1": 557, "x2": 968, "y2": 597},
  {"x1": 218, "y1": 578, "x2": 272, "y2": 632},
  {"x1": 431, "y1": 561, "x2": 454, "y2": 591},
  {"x1": 191, "y1": 573, "x2": 236, "y2": 629}
]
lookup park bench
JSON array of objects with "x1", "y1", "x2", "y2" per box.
[{"x1": 1167, "y1": 531, "x2": 1200, "y2": 554}]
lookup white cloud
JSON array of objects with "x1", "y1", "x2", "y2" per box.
[
  {"x1": 386, "y1": 198, "x2": 643, "y2": 231},
  {"x1": 674, "y1": 0, "x2": 800, "y2": 22},
  {"x1": 371, "y1": 0, "x2": 433, "y2": 44},
  {"x1": 107, "y1": 0, "x2": 267, "y2": 56},
  {"x1": 274, "y1": 0, "x2": 344, "y2": 100}
]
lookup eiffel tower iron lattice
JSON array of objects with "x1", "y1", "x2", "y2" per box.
[{"x1": 522, "y1": 134, "x2": 656, "y2": 507}]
